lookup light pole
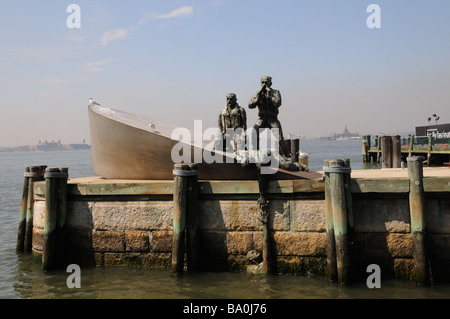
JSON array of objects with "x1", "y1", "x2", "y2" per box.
[{"x1": 432, "y1": 114, "x2": 440, "y2": 125}]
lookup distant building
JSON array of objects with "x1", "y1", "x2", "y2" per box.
[
  {"x1": 333, "y1": 125, "x2": 361, "y2": 140},
  {"x1": 415, "y1": 123, "x2": 450, "y2": 138}
]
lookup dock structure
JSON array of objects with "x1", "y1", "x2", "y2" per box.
[
  {"x1": 18, "y1": 164, "x2": 450, "y2": 284},
  {"x1": 363, "y1": 135, "x2": 450, "y2": 167}
]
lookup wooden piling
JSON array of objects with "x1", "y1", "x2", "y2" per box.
[
  {"x1": 392, "y1": 135, "x2": 401, "y2": 168},
  {"x1": 56, "y1": 167, "x2": 68, "y2": 268},
  {"x1": 290, "y1": 138, "x2": 299, "y2": 163},
  {"x1": 362, "y1": 136, "x2": 367, "y2": 162},
  {"x1": 407, "y1": 156, "x2": 431, "y2": 285},
  {"x1": 42, "y1": 167, "x2": 67, "y2": 272},
  {"x1": 381, "y1": 136, "x2": 392, "y2": 168},
  {"x1": 172, "y1": 164, "x2": 191, "y2": 273},
  {"x1": 23, "y1": 165, "x2": 46, "y2": 253},
  {"x1": 408, "y1": 135, "x2": 414, "y2": 158},
  {"x1": 343, "y1": 159, "x2": 353, "y2": 283},
  {"x1": 331, "y1": 159, "x2": 350, "y2": 285},
  {"x1": 324, "y1": 160, "x2": 337, "y2": 282},
  {"x1": 427, "y1": 135, "x2": 432, "y2": 167},
  {"x1": 342, "y1": 159, "x2": 353, "y2": 236},
  {"x1": 186, "y1": 163, "x2": 199, "y2": 272},
  {"x1": 362, "y1": 135, "x2": 370, "y2": 162},
  {"x1": 376, "y1": 136, "x2": 381, "y2": 163},
  {"x1": 16, "y1": 167, "x2": 30, "y2": 253},
  {"x1": 324, "y1": 158, "x2": 351, "y2": 285},
  {"x1": 280, "y1": 139, "x2": 291, "y2": 159}
]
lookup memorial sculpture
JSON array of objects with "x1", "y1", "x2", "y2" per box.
[
  {"x1": 88, "y1": 76, "x2": 313, "y2": 180},
  {"x1": 217, "y1": 93, "x2": 247, "y2": 156},
  {"x1": 86, "y1": 78, "x2": 317, "y2": 277}
]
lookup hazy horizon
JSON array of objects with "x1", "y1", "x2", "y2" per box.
[{"x1": 1, "y1": 1, "x2": 449, "y2": 147}]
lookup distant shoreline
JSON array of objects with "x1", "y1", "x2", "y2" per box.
[{"x1": 0, "y1": 143, "x2": 90, "y2": 153}]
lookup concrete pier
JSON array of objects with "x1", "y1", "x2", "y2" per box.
[
  {"x1": 27, "y1": 167, "x2": 450, "y2": 282},
  {"x1": 363, "y1": 135, "x2": 450, "y2": 166}
]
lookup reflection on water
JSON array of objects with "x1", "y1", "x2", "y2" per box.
[{"x1": 10, "y1": 254, "x2": 450, "y2": 299}]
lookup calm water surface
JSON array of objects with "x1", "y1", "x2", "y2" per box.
[{"x1": 1, "y1": 141, "x2": 450, "y2": 299}]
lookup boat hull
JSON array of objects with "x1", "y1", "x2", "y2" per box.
[{"x1": 88, "y1": 105, "x2": 320, "y2": 180}]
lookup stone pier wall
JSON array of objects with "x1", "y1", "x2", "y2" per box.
[
  {"x1": 30, "y1": 176, "x2": 450, "y2": 281},
  {"x1": 31, "y1": 195, "x2": 328, "y2": 273}
]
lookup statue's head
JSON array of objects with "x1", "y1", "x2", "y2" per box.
[
  {"x1": 261, "y1": 76, "x2": 272, "y2": 88},
  {"x1": 226, "y1": 93, "x2": 237, "y2": 106}
]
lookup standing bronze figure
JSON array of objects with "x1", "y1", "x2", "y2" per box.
[
  {"x1": 248, "y1": 75, "x2": 284, "y2": 145},
  {"x1": 248, "y1": 75, "x2": 307, "y2": 172}
]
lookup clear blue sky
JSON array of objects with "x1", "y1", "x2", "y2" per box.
[{"x1": 1, "y1": 1, "x2": 449, "y2": 146}]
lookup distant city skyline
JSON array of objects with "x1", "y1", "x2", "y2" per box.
[{"x1": 1, "y1": 1, "x2": 449, "y2": 147}]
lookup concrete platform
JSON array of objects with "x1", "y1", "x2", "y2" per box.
[
  {"x1": 67, "y1": 167, "x2": 450, "y2": 190},
  {"x1": 27, "y1": 166, "x2": 450, "y2": 281},
  {"x1": 349, "y1": 167, "x2": 450, "y2": 179}
]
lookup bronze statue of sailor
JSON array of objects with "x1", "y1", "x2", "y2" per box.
[
  {"x1": 248, "y1": 75, "x2": 284, "y2": 144},
  {"x1": 218, "y1": 93, "x2": 247, "y2": 133},
  {"x1": 217, "y1": 93, "x2": 247, "y2": 157},
  {"x1": 247, "y1": 76, "x2": 308, "y2": 173}
]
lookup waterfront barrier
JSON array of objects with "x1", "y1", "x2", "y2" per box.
[
  {"x1": 407, "y1": 157, "x2": 430, "y2": 285},
  {"x1": 324, "y1": 157, "x2": 433, "y2": 286},
  {"x1": 172, "y1": 163, "x2": 199, "y2": 273},
  {"x1": 42, "y1": 167, "x2": 69, "y2": 272},
  {"x1": 16, "y1": 165, "x2": 68, "y2": 272},
  {"x1": 379, "y1": 136, "x2": 401, "y2": 168},
  {"x1": 363, "y1": 134, "x2": 450, "y2": 166},
  {"x1": 324, "y1": 158, "x2": 352, "y2": 285},
  {"x1": 16, "y1": 165, "x2": 46, "y2": 253},
  {"x1": 17, "y1": 162, "x2": 450, "y2": 284}
]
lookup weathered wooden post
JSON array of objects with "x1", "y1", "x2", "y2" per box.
[
  {"x1": 381, "y1": 136, "x2": 392, "y2": 168},
  {"x1": 324, "y1": 158, "x2": 351, "y2": 285},
  {"x1": 407, "y1": 156, "x2": 431, "y2": 285},
  {"x1": 392, "y1": 135, "x2": 401, "y2": 168},
  {"x1": 290, "y1": 138, "x2": 299, "y2": 163},
  {"x1": 362, "y1": 135, "x2": 371, "y2": 162},
  {"x1": 324, "y1": 160, "x2": 337, "y2": 282},
  {"x1": 427, "y1": 135, "x2": 432, "y2": 166},
  {"x1": 16, "y1": 167, "x2": 30, "y2": 253},
  {"x1": 343, "y1": 159, "x2": 353, "y2": 283},
  {"x1": 376, "y1": 135, "x2": 381, "y2": 163},
  {"x1": 42, "y1": 167, "x2": 67, "y2": 272},
  {"x1": 408, "y1": 135, "x2": 414, "y2": 158},
  {"x1": 280, "y1": 139, "x2": 291, "y2": 159},
  {"x1": 23, "y1": 165, "x2": 46, "y2": 253},
  {"x1": 56, "y1": 167, "x2": 68, "y2": 268},
  {"x1": 342, "y1": 159, "x2": 353, "y2": 239},
  {"x1": 172, "y1": 164, "x2": 191, "y2": 273},
  {"x1": 186, "y1": 163, "x2": 199, "y2": 272}
]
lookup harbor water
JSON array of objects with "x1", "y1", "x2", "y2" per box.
[{"x1": 1, "y1": 140, "x2": 450, "y2": 299}]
